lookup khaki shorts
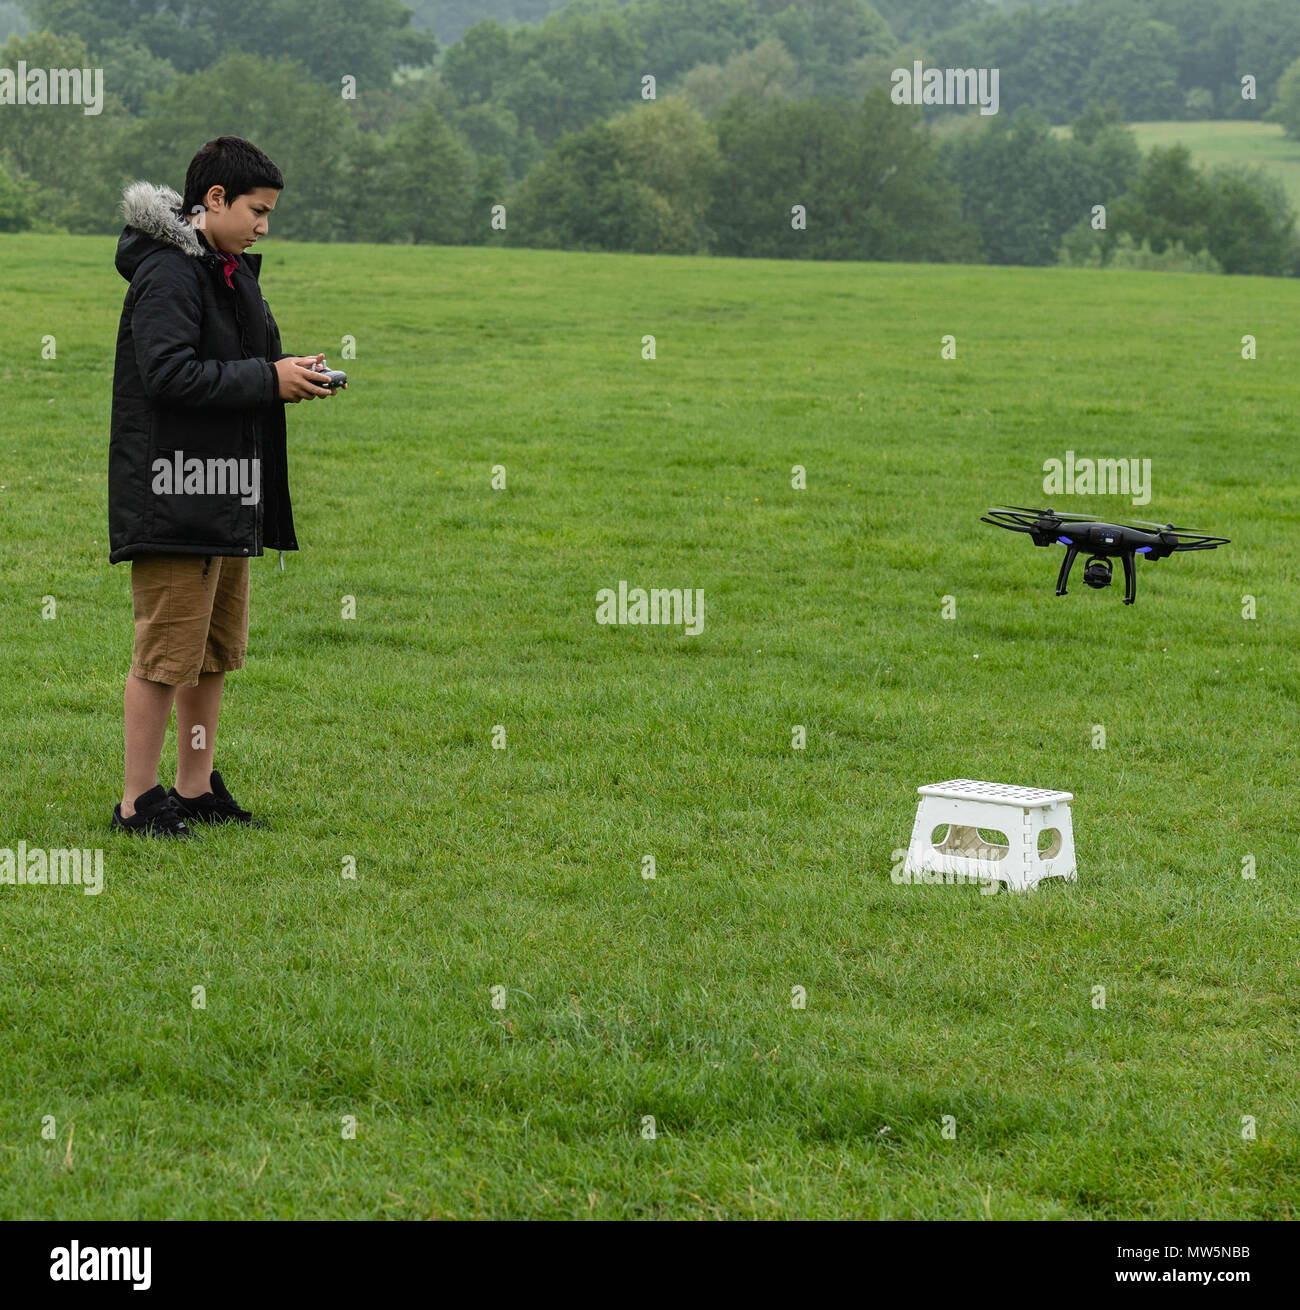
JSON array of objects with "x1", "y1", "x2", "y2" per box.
[{"x1": 130, "y1": 554, "x2": 250, "y2": 687}]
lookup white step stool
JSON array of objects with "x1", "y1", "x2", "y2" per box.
[{"x1": 903, "y1": 779, "x2": 1076, "y2": 893}]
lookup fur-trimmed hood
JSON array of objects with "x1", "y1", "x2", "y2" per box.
[
  {"x1": 121, "y1": 181, "x2": 202, "y2": 254},
  {"x1": 115, "y1": 180, "x2": 219, "y2": 281}
]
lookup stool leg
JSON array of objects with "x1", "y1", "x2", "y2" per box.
[
  {"x1": 902, "y1": 801, "x2": 930, "y2": 882},
  {"x1": 1010, "y1": 808, "x2": 1034, "y2": 892}
]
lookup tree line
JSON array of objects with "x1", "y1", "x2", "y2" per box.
[{"x1": 2, "y1": 0, "x2": 1298, "y2": 274}]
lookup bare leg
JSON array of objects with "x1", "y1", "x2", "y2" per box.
[
  {"x1": 122, "y1": 673, "x2": 177, "y2": 816},
  {"x1": 175, "y1": 671, "x2": 226, "y2": 797}
]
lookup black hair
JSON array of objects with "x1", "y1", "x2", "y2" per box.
[{"x1": 182, "y1": 136, "x2": 284, "y2": 219}]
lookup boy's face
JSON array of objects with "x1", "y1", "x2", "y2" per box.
[{"x1": 192, "y1": 184, "x2": 279, "y2": 255}]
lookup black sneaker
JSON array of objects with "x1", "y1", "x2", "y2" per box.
[
  {"x1": 168, "y1": 770, "x2": 269, "y2": 829},
  {"x1": 112, "y1": 785, "x2": 193, "y2": 838}
]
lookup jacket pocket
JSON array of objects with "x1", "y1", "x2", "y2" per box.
[{"x1": 145, "y1": 415, "x2": 243, "y2": 549}]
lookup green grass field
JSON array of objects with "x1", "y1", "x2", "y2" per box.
[
  {"x1": 1130, "y1": 120, "x2": 1300, "y2": 209},
  {"x1": 1, "y1": 235, "x2": 1297, "y2": 1218}
]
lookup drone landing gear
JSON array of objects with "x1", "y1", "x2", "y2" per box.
[
  {"x1": 1120, "y1": 550, "x2": 1137, "y2": 606},
  {"x1": 1055, "y1": 548, "x2": 1138, "y2": 604},
  {"x1": 1054, "y1": 545, "x2": 1078, "y2": 598}
]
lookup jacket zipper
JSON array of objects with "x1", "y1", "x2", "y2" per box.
[{"x1": 225, "y1": 258, "x2": 263, "y2": 561}]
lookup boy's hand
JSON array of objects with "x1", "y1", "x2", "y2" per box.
[{"x1": 275, "y1": 354, "x2": 336, "y2": 403}]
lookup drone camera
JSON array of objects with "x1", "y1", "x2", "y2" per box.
[{"x1": 1083, "y1": 556, "x2": 1112, "y2": 589}]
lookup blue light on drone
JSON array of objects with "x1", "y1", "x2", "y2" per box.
[
  {"x1": 1058, "y1": 535, "x2": 1073, "y2": 545},
  {"x1": 1136, "y1": 546, "x2": 1152, "y2": 554}
]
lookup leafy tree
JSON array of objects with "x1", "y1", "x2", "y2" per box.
[
  {"x1": 468, "y1": 150, "x2": 508, "y2": 245},
  {"x1": 1267, "y1": 55, "x2": 1300, "y2": 141},
  {"x1": 0, "y1": 156, "x2": 35, "y2": 230},
  {"x1": 1202, "y1": 163, "x2": 1296, "y2": 274},
  {"x1": 941, "y1": 107, "x2": 1126, "y2": 266},
  {"x1": 23, "y1": 0, "x2": 436, "y2": 88},
  {"x1": 622, "y1": 0, "x2": 761, "y2": 84},
  {"x1": 1071, "y1": 99, "x2": 1126, "y2": 148},
  {"x1": 1094, "y1": 145, "x2": 1296, "y2": 274},
  {"x1": 708, "y1": 89, "x2": 978, "y2": 262},
  {"x1": 501, "y1": 5, "x2": 642, "y2": 146},
  {"x1": 1109, "y1": 145, "x2": 1212, "y2": 259},
  {"x1": 448, "y1": 99, "x2": 540, "y2": 182},
  {"x1": 92, "y1": 37, "x2": 180, "y2": 115},
  {"x1": 606, "y1": 96, "x2": 722, "y2": 248},
  {"x1": 1069, "y1": 101, "x2": 1142, "y2": 203},
  {"x1": 845, "y1": 40, "x2": 924, "y2": 101},
  {"x1": 1149, "y1": 0, "x2": 1234, "y2": 111},
  {"x1": 363, "y1": 96, "x2": 475, "y2": 243},
  {"x1": 872, "y1": 0, "x2": 987, "y2": 42},
  {"x1": 1232, "y1": 0, "x2": 1300, "y2": 118},
  {"x1": 440, "y1": 19, "x2": 514, "y2": 106},
  {"x1": 442, "y1": 5, "x2": 644, "y2": 152},
  {"x1": 0, "y1": 28, "x2": 131, "y2": 232},
  {"x1": 757, "y1": 0, "x2": 895, "y2": 98},
  {"x1": 505, "y1": 121, "x2": 686, "y2": 253},
  {"x1": 1082, "y1": 122, "x2": 1143, "y2": 201},
  {"x1": 680, "y1": 37, "x2": 807, "y2": 117},
  {"x1": 1080, "y1": 13, "x2": 1181, "y2": 122},
  {"x1": 930, "y1": 3, "x2": 1093, "y2": 122}
]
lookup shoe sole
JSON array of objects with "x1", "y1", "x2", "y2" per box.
[
  {"x1": 110, "y1": 824, "x2": 193, "y2": 838},
  {"x1": 174, "y1": 814, "x2": 268, "y2": 828}
]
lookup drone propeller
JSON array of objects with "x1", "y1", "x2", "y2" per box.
[
  {"x1": 1158, "y1": 533, "x2": 1230, "y2": 550},
  {"x1": 1123, "y1": 517, "x2": 1220, "y2": 536},
  {"x1": 991, "y1": 507, "x2": 1227, "y2": 545},
  {"x1": 1106, "y1": 518, "x2": 1229, "y2": 550},
  {"x1": 981, "y1": 509, "x2": 1048, "y2": 533},
  {"x1": 991, "y1": 505, "x2": 1108, "y2": 523}
]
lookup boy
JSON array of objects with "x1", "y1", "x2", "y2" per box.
[{"x1": 108, "y1": 136, "x2": 342, "y2": 836}]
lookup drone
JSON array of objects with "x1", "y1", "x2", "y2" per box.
[{"x1": 981, "y1": 506, "x2": 1229, "y2": 605}]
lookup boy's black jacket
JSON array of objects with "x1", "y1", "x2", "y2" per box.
[{"x1": 108, "y1": 181, "x2": 298, "y2": 564}]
